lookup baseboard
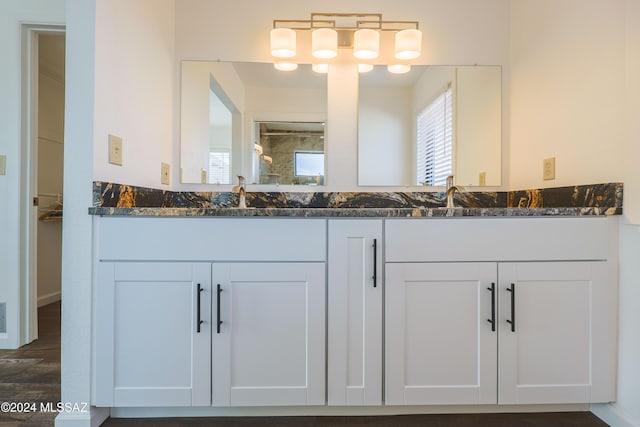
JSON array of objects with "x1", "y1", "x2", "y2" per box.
[
  {"x1": 54, "y1": 407, "x2": 110, "y2": 427},
  {"x1": 591, "y1": 403, "x2": 639, "y2": 427},
  {"x1": 110, "y1": 403, "x2": 590, "y2": 418},
  {"x1": 38, "y1": 291, "x2": 61, "y2": 307}
]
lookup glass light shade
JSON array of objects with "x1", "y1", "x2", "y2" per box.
[
  {"x1": 353, "y1": 29, "x2": 380, "y2": 59},
  {"x1": 270, "y1": 28, "x2": 296, "y2": 58},
  {"x1": 273, "y1": 61, "x2": 298, "y2": 71},
  {"x1": 395, "y1": 29, "x2": 422, "y2": 60},
  {"x1": 312, "y1": 28, "x2": 338, "y2": 59},
  {"x1": 388, "y1": 64, "x2": 411, "y2": 74},
  {"x1": 312, "y1": 63, "x2": 329, "y2": 73},
  {"x1": 358, "y1": 63, "x2": 374, "y2": 73}
]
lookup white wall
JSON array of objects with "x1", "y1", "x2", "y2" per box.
[
  {"x1": 456, "y1": 67, "x2": 502, "y2": 187},
  {"x1": 612, "y1": 1, "x2": 640, "y2": 425},
  {"x1": 509, "y1": 0, "x2": 626, "y2": 189},
  {"x1": 0, "y1": 0, "x2": 65, "y2": 349},
  {"x1": 510, "y1": 2, "x2": 640, "y2": 426},
  {"x1": 358, "y1": 87, "x2": 412, "y2": 186},
  {"x1": 92, "y1": 0, "x2": 176, "y2": 189},
  {"x1": 180, "y1": 61, "x2": 246, "y2": 183},
  {"x1": 37, "y1": 34, "x2": 65, "y2": 307}
]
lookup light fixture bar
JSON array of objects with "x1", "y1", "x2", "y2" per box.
[{"x1": 270, "y1": 12, "x2": 422, "y2": 72}]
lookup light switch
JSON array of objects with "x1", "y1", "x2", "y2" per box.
[
  {"x1": 161, "y1": 163, "x2": 170, "y2": 185},
  {"x1": 0, "y1": 155, "x2": 6, "y2": 175},
  {"x1": 108, "y1": 135, "x2": 123, "y2": 166}
]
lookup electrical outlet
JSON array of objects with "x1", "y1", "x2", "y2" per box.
[
  {"x1": 201, "y1": 169, "x2": 207, "y2": 184},
  {"x1": 108, "y1": 135, "x2": 123, "y2": 166},
  {"x1": 543, "y1": 157, "x2": 556, "y2": 180},
  {"x1": 0, "y1": 155, "x2": 6, "y2": 175},
  {"x1": 161, "y1": 162, "x2": 170, "y2": 185},
  {"x1": 479, "y1": 171, "x2": 486, "y2": 186}
]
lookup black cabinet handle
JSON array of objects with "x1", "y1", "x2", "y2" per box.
[
  {"x1": 216, "y1": 284, "x2": 223, "y2": 334},
  {"x1": 506, "y1": 283, "x2": 515, "y2": 332},
  {"x1": 372, "y1": 238, "x2": 378, "y2": 288},
  {"x1": 487, "y1": 282, "x2": 496, "y2": 332},
  {"x1": 196, "y1": 284, "x2": 204, "y2": 333}
]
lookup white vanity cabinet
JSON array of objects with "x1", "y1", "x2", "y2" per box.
[
  {"x1": 385, "y1": 217, "x2": 617, "y2": 406},
  {"x1": 212, "y1": 262, "x2": 325, "y2": 406},
  {"x1": 94, "y1": 262, "x2": 212, "y2": 407},
  {"x1": 93, "y1": 217, "x2": 327, "y2": 408},
  {"x1": 327, "y1": 220, "x2": 383, "y2": 406},
  {"x1": 385, "y1": 262, "x2": 498, "y2": 405},
  {"x1": 497, "y1": 261, "x2": 613, "y2": 404}
]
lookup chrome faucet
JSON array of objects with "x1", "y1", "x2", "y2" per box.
[
  {"x1": 232, "y1": 175, "x2": 247, "y2": 208},
  {"x1": 445, "y1": 175, "x2": 460, "y2": 208}
]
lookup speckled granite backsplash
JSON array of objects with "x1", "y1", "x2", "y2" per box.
[{"x1": 93, "y1": 181, "x2": 623, "y2": 211}]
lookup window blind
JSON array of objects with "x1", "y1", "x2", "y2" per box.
[
  {"x1": 416, "y1": 86, "x2": 453, "y2": 186},
  {"x1": 209, "y1": 151, "x2": 231, "y2": 184}
]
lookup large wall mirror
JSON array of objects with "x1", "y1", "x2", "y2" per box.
[
  {"x1": 180, "y1": 61, "x2": 327, "y2": 185},
  {"x1": 358, "y1": 65, "x2": 502, "y2": 187}
]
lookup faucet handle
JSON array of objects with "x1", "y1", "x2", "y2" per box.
[{"x1": 237, "y1": 175, "x2": 245, "y2": 185}]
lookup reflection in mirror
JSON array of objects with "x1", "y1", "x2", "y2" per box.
[
  {"x1": 358, "y1": 65, "x2": 501, "y2": 187},
  {"x1": 254, "y1": 121, "x2": 325, "y2": 185},
  {"x1": 180, "y1": 61, "x2": 327, "y2": 185}
]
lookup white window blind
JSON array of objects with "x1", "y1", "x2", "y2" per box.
[
  {"x1": 208, "y1": 151, "x2": 230, "y2": 184},
  {"x1": 416, "y1": 86, "x2": 453, "y2": 186}
]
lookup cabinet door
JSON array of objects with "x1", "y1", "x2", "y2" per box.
[
  {"x1": 328, "y1": 220, "x2": 382, "y2": 406},
  {"x1": 385, "y1": 262, "x2": 498, "y2": 405},
  {"x1": 498, "y1": 261, "x2": 614, "y2": 404},
  {"x1": 94, "y1": 262, "x2": 211, "y2": 407},
  {"x1": 212, "y1": 262, "x2": 325, "y2": 406}
]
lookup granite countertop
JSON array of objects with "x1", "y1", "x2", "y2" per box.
[
  {"x1": 88, "y1": 181, "x2": 623, "y2": 218},
  {"x1": 88, "y1": 206, "x2": 621, "y2": 218}
]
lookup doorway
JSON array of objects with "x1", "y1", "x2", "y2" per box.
[{"x1": 20, "y1": 26, "x2": 66, "y2": 345}]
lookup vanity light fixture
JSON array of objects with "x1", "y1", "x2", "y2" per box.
[
  {"x1": 270, "y1": 13, "x2": 421, "y2": 72},
  {"x1": 312, "y1": 63, "x2": 329, "y2": 73},
  {"x1": 358, "y1": 63, "x2": 374, "y2": 73},
  {"x1": 274, "y1": 61, "x2": 298, "y2": 71},
  {"x1": 388, "y1": 63, "x2": 411, "y2": 74}
]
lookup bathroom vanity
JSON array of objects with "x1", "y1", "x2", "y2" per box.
[{"x1": 91, "y1": 210, "x2": 618, "y2": 414}]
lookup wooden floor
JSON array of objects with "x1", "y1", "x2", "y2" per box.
[
  {"x1": 0, "y1": 302, "x2": 61, "y2": 427},
  {"x1": 0, "y1": 303, "x2": 609, "y2": 427}
]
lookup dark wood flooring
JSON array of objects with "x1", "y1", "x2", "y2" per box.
[
  {"x1": 0, "y1": 303, "x2": 610, "y2": 427},
  {"x1": 102, "y1": 412, "x2": 609, "y2": 427},
  {"x1": 0, "y1": 301, "x2": 61, "y2": 427}
]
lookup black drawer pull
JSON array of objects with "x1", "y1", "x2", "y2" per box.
[
  {"x1": 216, "y1": 284, "x2": 223, "y2": 334},
  {"x1": 506, "y1": 283, "x2": 515, "y2": 332},
  {"x1": 372, "y1": 239, "x2": 378, "y2": 288},
  {"x1": 487, "y1": 282, "x2": 496, "y2": 332},
  {"x1": 196, "y1": 284, "x2": 204, "y2": 333}
]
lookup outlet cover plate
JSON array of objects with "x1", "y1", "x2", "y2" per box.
[
  {"x1": 161, "y1": 163, "x2": 170, "y2": 185},
  {"x1": 108, "y1": 135, "x2": 123, "y2": 166},
  {"x1": 0, "y1": 155, "x2": 6, "y2": 175},
  {"x1": 543, "y1": 157, "x2": 556, "y2": 180}
]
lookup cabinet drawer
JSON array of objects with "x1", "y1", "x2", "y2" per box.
[
  {"x1": 96, "y1": 217, "x2": 326, "y2": 262},
  {"x1": 385, "y1": 217, "x2": 613, "y2": 262}
]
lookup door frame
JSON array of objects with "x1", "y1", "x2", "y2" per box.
[{"x1": 19, "y1": 24, "x2": 66, "y2": 345}]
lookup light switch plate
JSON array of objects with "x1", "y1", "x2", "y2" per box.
[
  {"x1": 0, "y1": 155, "x2": 6, "y2": 175},
  {"x1": 543, "y1": 157, "x2": 556, "y2": 180},
  {"x1": 161, "y1": 162, "x2": 170, "y2": 185},
  {"x1": 108, "y1": 135, "x2": 123, "y2": 166}
]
